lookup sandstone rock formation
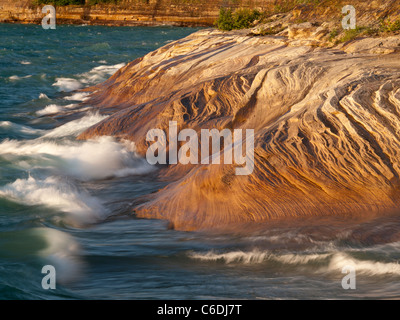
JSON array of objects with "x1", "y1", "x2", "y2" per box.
[
  {"x1": 77, "y1": 29, "x2": 400, "y2": 230},
  {"x1": 2, "y1": 0, "x2": 399, "y2": 28},
  {"x1": 0, "y1": 0, "x2": 263, "y2": 26}
]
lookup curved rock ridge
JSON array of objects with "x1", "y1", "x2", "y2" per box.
[{"x1": 79, "y1": 29, "x2": 400, "y2": 230}]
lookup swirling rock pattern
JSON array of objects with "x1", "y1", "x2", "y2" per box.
[{"x1": 79, "y1": 29, "x2": 400, "y2": 230}]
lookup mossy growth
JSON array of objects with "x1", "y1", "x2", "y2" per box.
[
  {"x1": 215, "y1": 8, "x2": 262, "y2": 31},
  {"x1": 380, "y1": 18, "x2": 400, "y2": 33}
]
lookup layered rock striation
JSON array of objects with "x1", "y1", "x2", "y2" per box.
[
  {"x1": 0, "y1": 0, "x2": 262, "y2": 26},
  {"x1": 77, "y1": 29, "x2": 400, "y2": 230}
]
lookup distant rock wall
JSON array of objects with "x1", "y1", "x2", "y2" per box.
[
  {"x1": 0, "y1": 0, "x2": 268, "y2": 26},
  {"x1": 1, "y1": 0, "x2": 399, "y2": 27}
]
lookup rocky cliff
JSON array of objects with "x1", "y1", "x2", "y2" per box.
[
  {"x1": 0, "y1": 0, "x2": 265, "y2": 26},
  {"x1": 75, "y1": 24, "x2": 400, "y2": 230},
  {"x1": 1, "y1": 0, "x2": 400, "y2": 27}
]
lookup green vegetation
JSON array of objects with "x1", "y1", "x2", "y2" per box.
[
  {"x1": 380, "y1": 18, "x2": 400, "y2": 33},
  {"x1": 215, "y1": 8, "x2": 261, "y2": 31},
  {"x1": 340, "y1": 27, "x2": 364, "y2": 42},
  {"x1": 333, "y1": 18, "x2": 400, "y2": 44},
  {"x1": 328, "y1": 29, "x2": 339, "y2": 42},
  {"x1": 215, "y1": 0, "x2": 326, "y2": 32},
  {"x1": 332, "y1": 27, "x2": 376, "y2": 44}
]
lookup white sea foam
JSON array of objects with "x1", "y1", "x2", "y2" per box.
[
  {"x1": 9, "y1": 75, "x2": 32, "y2": 81},
  {"x1": 189, "y1": 250, "x2": 270, "y2": 264},
  {"x1": 39, "y1": 93, "x2": 50, "y2": 99},
  {"x1": 36, "y1": 104, "x2": 77, "y2": 116},
  {"x1": 63, "y1": 92, "x2": 90, "y2": 101},
  {"x1": 0, "y1": 136, "x2": 154, "y2": 181},
  {"x1": 52, "y1": 78, "x2": 83, "y2": 92},
  {"x1": 0, "y1": 111, "x2": 153, "y2": 232},
  {"x1": 0, "y1": 176, "x2": 106, "y2": 225},
  {"x1": 273, "y1": 253, "x2": 332, "y2": 264},
  {"x1": 0, "y1": 121, "x2": 44, "y2": 136},
  {"x1": 80, "y1": 63, "x2": 125, "y2": 84},
  {"x1": 35, "y1": 228, "x2": 83, "y2": 284},
  {"x1": 327, "y1": 253, "x2": 400, "y2": 276},
  {"x1": 190, "y1": 249, "x2": 400, "y2": 276},
  {"x1": 190, "y1": 250, "x2": 330, "y2": 265},
  {"x1": 0, "y1": 111, "x2": 153, "y2": 180},
  {"x1": 42, "y1": 112, "x2": 107, "y2": 138},
  {"x1": 52, "y1": 63, "x2": 125, "y2": 92},
  {"x1": 36, "y1": 104, "x2": 64, "y2": 116}
]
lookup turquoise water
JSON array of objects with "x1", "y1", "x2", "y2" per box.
[{"x1": 1, "y1": 24, "x2": 400, "y2": 300}]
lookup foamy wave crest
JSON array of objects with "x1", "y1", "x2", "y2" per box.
[
  {"x1": 189, "y1": 250, "x2": 269, "y2": 264},
  {"x1": 190, "y1": 249, "x2": 400, "y2": 276},
  {"x1": 39, "y1": 93, "x2": 50, "y2": 99},
  {"x1": 80, "y1": 63, "x2": 125, "y2": 84},
  {"x1": 52, "y1": 78, "x2": 82, "y2": 92},
  {"x1": 0, "y1": 176, "x2": 106, "y2": 225},
  {"x1": 42, "y1": 112, "x2": 108, "y2": 138},
  {"x1": 9, "y1": 75, "x2": 32, "y2": 81},
  {"x1": 36, "y1": 228, "x2": 83, "y2": 283},
  {"x1": 63, "y1": 92, "x2": 90, "y2": 101},
  {"x1": 0, "y1": 112, "x2": 152, "y2": 180},
  {"x1": 0, "y1": 136, "x2": 154, "y2": 181},
  {"x1": 0, "y1": 121, "x2": 44, "y2": 136},
  {"x1": 37, "y1": 104, "x2": 63, "y2": 116},
  {"x1": 36, "y1": 104, "x2": 77, "y2": 116},
  {"x1": 273, "y1": 253, "x2": 332, "y2": 265},
  {"x1": 327, "y1": 253, "x2": 400, "y2": 276},
  {"x1": 52, "y1": 63, "x2": 125, "y2": 92},
  {"x1": 190, "y1": 249, "x2": 332, "y2": 265}
]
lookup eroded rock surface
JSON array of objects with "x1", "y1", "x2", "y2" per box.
[{"x1": 79, "y1": 29, "x2": 400, "y2": 230}]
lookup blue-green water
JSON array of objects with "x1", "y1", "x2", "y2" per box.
[{"x1": 1, "y1": 24, "x2": 400, "y2": 300}]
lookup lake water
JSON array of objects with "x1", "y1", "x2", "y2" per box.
[{"x1": 0, "y1": 23, "x2": 400, "y2": 300}]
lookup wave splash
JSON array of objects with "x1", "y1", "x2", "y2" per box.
[
  {"x1": 0, "y1": 176, "x2": 106, "y2": 225},
  {"x1": 52, "y1": 63, "x2": 125, "y2": 92},
  {"x1": 36, "y1": 228, "x2": 84, "y2": 283},
  {"x1": 189, "y1": 249, "x2": 400, "y2": 276},
  {"x1": 0, "y1": 136, "x2": 153, "y2": 181},
  {"x1": 0, "y1": 121, "x2": 44, "y2": 136},
  {"x1": 0, "y1": 111, "x2": 154, "y2": 225},
  {"x1": 42, "y1": 112, "x2": 108, "y2": 138},
  {"x1": 0, "y1": 112, "x2": 153, "y2": 180},
  {"x1": 36, "y1": 103, "x2": 78, "y2": 116}
]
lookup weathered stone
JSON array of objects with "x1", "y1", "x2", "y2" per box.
[{"x1": 76, "y1": 30, "x2": 400, "y2": 230}]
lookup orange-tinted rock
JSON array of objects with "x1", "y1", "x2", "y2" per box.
[{"x1": 74, "y1": 28, "x2": 400, "y2": 230}]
